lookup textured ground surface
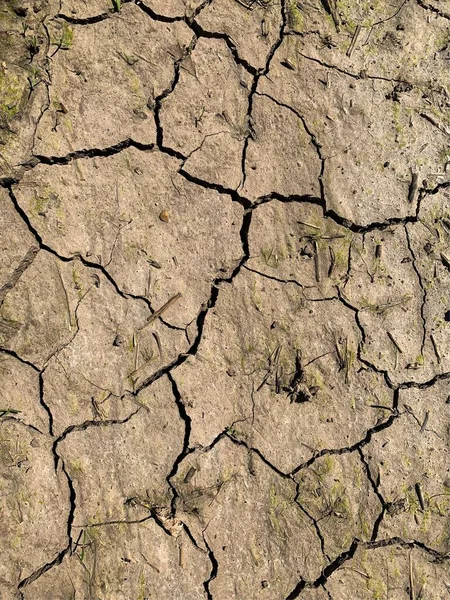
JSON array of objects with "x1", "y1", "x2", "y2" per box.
[{"x1": 1, "y1": 0, "x2": 450, "y2": 598}]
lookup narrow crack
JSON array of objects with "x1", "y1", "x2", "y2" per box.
[
  {"x1": 287, "y1": 534, "x2": 450, "y2": 598},
  {"x1": 256, "y1": 190, "x2": 420, "y2": 234},
  {"x1": 255, "y1": 91, "x2": 325, "y2": 199},
  {"x1": 290, "y1": 389, "x2": 399, "y2": 476},
  {"x1": 294, "y1": 487, "x2": 330, "y2": 561},
  {"x1": 357, "y1": 447, "x2": 386, "y2": 542},
  {"x1": 298, "y1": 52, "x2": 414, "y2": 86},
  {"x1": 178, "y1": 167, "x2": 251, "y2": 209},
  {"x1": 18, "y1": 410, "x2": 142, "y2": 591},
  {"x1": 154, "y1": 35, "x2": 198, "y2": 158},
  {"x1": 51, "y1": 409, "x2": 141, "y2": 470},
  {"x1": 416, "y1": 0, "x2": 450, "y2": 20},
  {"x1": 202, "y1": 531, "x2": 218, "y2": 600},
  {"x1": 226, "y1": 432, "x2": 291, "y2": 479},
  {"x1": 239, "y1": 0, "x2": 287, "y2": 190},
  {"x1": 30, "y1": 139, "x2": 155, "y2": 166},
  {"x1": 135, "y1": 0, "x2": 185, "y2": 23},
  {"x1": 166, "y1": 372, "x2": 193, "y2": 515},
  {"x1": 6, "y1": 186, "x2": 159, "y2": 320},
  {"x1": 243, "y1": 264, "x2": 338, "y2": 301},
  {"x1": 0, "y1": 347, "x2": 40, "y2": 372},
  {"x1": 39, "y1": 370, "x2": 54, "y2": 436},
  {"x1": 189, "y1": 20, "x2": 257, "y2": 75},
  {"x1": 135, "y1": 209, "x2": 252, "y2": 392}
]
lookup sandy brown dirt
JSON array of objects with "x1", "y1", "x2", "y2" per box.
[{"x1": 1, "y1": 0, "x2": 450, "y2": 598}]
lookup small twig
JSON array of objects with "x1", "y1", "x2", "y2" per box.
[
  {"x1": 313, "y1": 239, "x2": 320, "y2": 282},
  {"x1": 387, "y1": 331, "x2": 403, "y2": 354},
  {"x1": 346, "y1": 25, "x2": 361, "y2": 57},
  {"x1": 303, "y1": 350, "x2": 334, "y2": 367},
  {"x1": 409, "y1": 549, "x2": 415, "y2": 600},
  {"x1": 297, "y1": 220, "x2": 320, "y2": 230},
  {"x1": 430, "y1": 334, "x2": 441, "y2": 364},
  {"x1": 420, "y1": 112, "x2": 450, "y2": 135},
  {"x1": 143, "y1": 293, "x2": 182, "y2": 328}
]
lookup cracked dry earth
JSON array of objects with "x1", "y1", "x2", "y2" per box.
[{"x1": 3, "y1": 1, "x2": 450, "y2": 600}]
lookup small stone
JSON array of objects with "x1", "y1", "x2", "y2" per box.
[
  {"x1": 113, "y1": 334, "x2": 124, "y2": 347},
  {"x1": 159, "y1": 210, "x2": 170, "y2": 222}
]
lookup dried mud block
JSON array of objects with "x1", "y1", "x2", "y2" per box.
[
  {"x1": 196, "y1": 0, "x2": 282, "y2": 70},
  {"x1": 21, "y1": 519, "x2": 210, "y2": 600},
  {"x1": 161, "y1": 38, "x2": 251, "y2": 187},
  {"x1": 343, "y1": 226, "x2": 429, "y2": 384},
  {"x1": 326, "y1": 543, "x2": 450, "y2": 599},
  {"x1": 58, "y1": 377, "x2": 184, "y2": 525},
  {"x1": 248, "y1": 200, "x2": 352, "y2": 298},
  {"x1": 34, "y1": 5, "x2": 192, "y2": 155},
  {"x1": 405, "y1": 188, "x2": 450, "y2": 381},
  {"x1": 363, "y1": 382, "x2": 450, "y2": 554},
  {"x1": 174, "y1": 269, "x2": 393, "y2": 473},
  {"x1": 173, "y1": 437, "x2": 326, "y2": 598},
  {"x1": 0, "y1": 252, "x2": 96, "y2": 368},
  {"x1": 0, "y1": 353, "x2": 48, "y2": 432},
  {"x1": 0, "y1": 1, "x2": 58, "y2": 177},
  {"x1": 290, "y1": 0, "x2": 450, "y2": 85},
  {"x1": 41, "y1": 265, "x2": 186, "y2": 434},
  {"x1": 258, "y1": 33, "x2": 447, "y2": 225},
  {"x1": 295, "y1": 453, "x2": 380, "y2": 561},
  {"x1": 14, "y1": 148, "x2": 244, "y2": 328},
  {"x1": 183, "y1": 130, "x2": 245, "y2": 190},
  {"x1": 0, "y1": 421, "x2": 68, "y2": 595},
  {"x1": 241, "y1": 94, "x2": 321, "y2": 201}
]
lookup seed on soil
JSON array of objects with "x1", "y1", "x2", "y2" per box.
[
  {"x1": 159, "y1": 210, "x2": 170, "y2": 222},
  {"x1": 183, "y1": 466, "x2": 196, "y2": 483},
  {"x1": 147, "y1": 258, "x2": 162, "y2": 269},
  {"x1": 375, "y1": 243, "x2": 382, "y2": 259},
  {"x1": 261, "y1": 18, "x2": 269, "y2": 37},
  {"x1": 281, "y1": 59, "x2": 295, "y2": 71},
  {"x1": 415, "y1": 482, "x2": 426, "y2": 510},
  {"x1": 408, "y1": 171, "x2": 419, "y2": 204}
]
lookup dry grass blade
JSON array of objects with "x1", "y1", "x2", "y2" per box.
[{"x1": 346, "y1": 24, "x2": 361, "y2": 57}]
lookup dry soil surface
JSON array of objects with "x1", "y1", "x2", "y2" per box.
[{"x1": 1, "y1": 0, "x2": 450, "y2": 598}]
